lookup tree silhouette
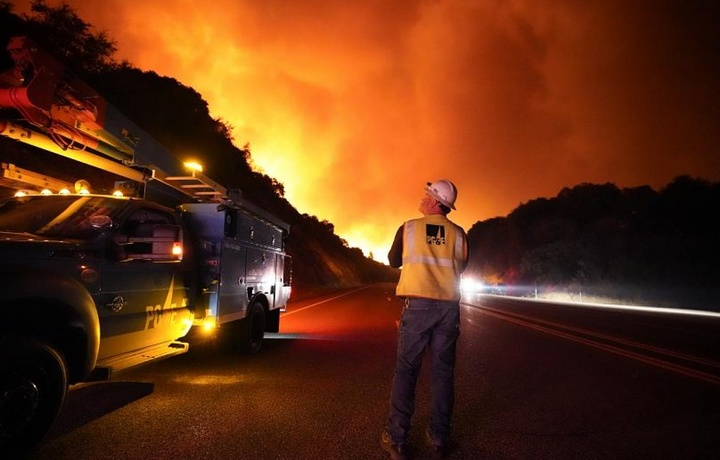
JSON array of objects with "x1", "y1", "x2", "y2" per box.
[
  {"x1": 467, "y1": 178, "x2": 720, "y2": 310},
  {"x1": 0, "y1": 2, "x2": 397, "y2": 299}
]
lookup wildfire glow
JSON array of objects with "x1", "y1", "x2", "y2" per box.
[{"x1": 10, "y1": 1, "x2": 720, "y2": 259}]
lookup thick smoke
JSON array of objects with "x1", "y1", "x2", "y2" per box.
[{"x1": 12, "y1": 0, "x2": 720, "y2": 258}]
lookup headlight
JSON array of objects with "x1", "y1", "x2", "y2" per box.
[{"x1": 461, "y1": 277, "x2": 483, "y2": 293}]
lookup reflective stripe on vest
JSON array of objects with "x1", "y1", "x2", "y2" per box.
[{"x1": 396, "y1": 215, "x2": 465, "y2": 300}]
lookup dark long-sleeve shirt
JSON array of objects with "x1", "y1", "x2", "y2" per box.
[{"x1": 387, "y1": 225, "x2": 404, "y2": 268}]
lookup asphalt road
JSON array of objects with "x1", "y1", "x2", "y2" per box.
[{"x1": 31, "y1": 284, "x2": 720, "y2": 459}]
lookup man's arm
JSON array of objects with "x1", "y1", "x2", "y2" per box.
[
  {"x1": 387, "y1": 225, "x2": 404, "y2": 268},
  {"x1": 461, "y1": 231, "x2": 470, "y2": 272}
]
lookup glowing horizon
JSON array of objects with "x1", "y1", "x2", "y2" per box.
[{"x1": 9, "y1": 0, "x2": 720, "y2": 260}]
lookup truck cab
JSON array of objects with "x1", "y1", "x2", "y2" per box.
[{"x1": 0, "y1": 193, "x2": 194, "y2": 371}]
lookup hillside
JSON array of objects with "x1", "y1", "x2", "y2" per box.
[
  {"x1": 466, "y1": 178, "x2": 720, "y2": 310},
  {"x1": 3, "y1": 3, "x2": 718, "y2": 310},
  {"x1": 0, "y1": 1, "x2": 398, "y2": 299}
]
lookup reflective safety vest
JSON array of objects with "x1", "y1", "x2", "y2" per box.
[{"x1": 396, "y1": 214, "x2": 467, "y2": 301}]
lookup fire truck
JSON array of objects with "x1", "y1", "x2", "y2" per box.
[{"x1": 0, "y1": 37, "x2": 291, "y2": 454}]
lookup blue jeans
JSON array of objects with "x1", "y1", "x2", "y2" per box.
[{"x1": 386, "y1": 297, "x2": 461, "y2": 445}]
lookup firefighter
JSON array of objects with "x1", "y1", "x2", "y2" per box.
[{"x1": 382, "y1": 179, "x2": 469, "y2": 460}]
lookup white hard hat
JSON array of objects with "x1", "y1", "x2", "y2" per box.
[{"x1": 425, "y1": 179, "x2": 457, "y2": 210}]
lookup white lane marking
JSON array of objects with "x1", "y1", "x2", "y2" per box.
[{"x1": 281, "y1": 286, "x2": 370, "y2": 317}]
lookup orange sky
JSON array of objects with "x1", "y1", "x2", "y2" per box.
[{"x1": 11, "y1": 0, "x2": 720, "y2": 261}]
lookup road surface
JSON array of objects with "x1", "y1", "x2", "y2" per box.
[{"x1": 31, "y1": 284, "x2": 720, "y2": 459}]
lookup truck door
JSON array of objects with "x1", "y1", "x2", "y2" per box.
[
  {"x1": 274, "y1": 253, "x2": 292, "y2": 310},
  {"x1": 97, "y1": 206, "x2": 191, "y2": 360}
]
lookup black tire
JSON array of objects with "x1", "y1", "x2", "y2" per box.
[
  {"x1": 238, "y1": 302, "x2": 266, "y2": 354},
  {"x1": 0, "y1": 338, "x2": 68, "y2": 457}
]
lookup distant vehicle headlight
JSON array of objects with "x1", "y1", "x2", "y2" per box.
[{"x1": 461, "y1": 277, "x2": 483, "y2": 293}]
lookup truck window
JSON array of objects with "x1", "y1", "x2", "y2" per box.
[
  {"x1": 119, "y1": 208, "x2": 177, "y2": 255},
  {"x1": 0, "y1": 196, "x2": 124, "y2": 239},
  {"x1": 121, "y1": 209, "x2": 176, "y2": 235}
]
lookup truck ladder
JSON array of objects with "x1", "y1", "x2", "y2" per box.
[{"x1": 157, "y1": 168, "x2": 227, "y2": 202}]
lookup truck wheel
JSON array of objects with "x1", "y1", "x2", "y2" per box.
[
  {"x1": 0, "y1": 339, "x2": 68, "y2": 456},
  {"x1": 238, "y1": 302, "x2": 266, "y2": 354}
]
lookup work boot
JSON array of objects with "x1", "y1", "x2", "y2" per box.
[
  {"x1": 381, "y1": 430, "x2": 409, "y2": 460},
  {"x1": 425, "y1": 428, "x2": 450, "y2": 459}
]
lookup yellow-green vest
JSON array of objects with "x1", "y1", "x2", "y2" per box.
[{"x1": 396, "y1": 214, "x2": 466, "y2": 301}]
